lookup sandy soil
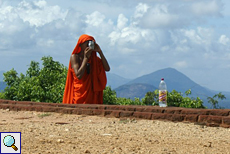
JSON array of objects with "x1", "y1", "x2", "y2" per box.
[{"x1": 0, "y1": 109, "x2": 230, "y2": 154}]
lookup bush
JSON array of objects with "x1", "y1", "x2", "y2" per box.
[
  {"x1": 3, "y1": 56, "x2": 67, "y2": 103},
  {"x1": 103, "y1": 87, "x2": 206, "y2": 108},
  {"x1": 103, "y1": 86, "x2": 117, "y2": 105},
  {"x1": 0, "y1": 92, "x2": 5, "y2": 99},
  {"x1": 207, "y1": 92, "x2": 226, "y2": 109}
]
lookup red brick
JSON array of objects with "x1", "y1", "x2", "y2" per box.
[
  {"x1": 119, "y1": 111, "x2": 133, "y2": 117},
  {"x1": 185, "y1": 115, "x2": 198, "y2": 123},
  {"x1": 223, "y1": 117, "x2": 230, "y2": 125},
  {"x1": 61, "y1": 108, "x2": 74, "y2": 114},
  {"x1": 164, "y1": 108, "x2": 182, "y2": 114},
  {"x1": 198, "y1": 115, "x2": 209, "y2": 123},
  {"x1": 104, "y1": 105, "x2": 120, "y2": 110},
  {"x1": 181, "y1": 109, "x2": 209, "y2": 115},
  {"x1": 41, "y1": 106, "x2": 56, "y2": 112},
  {"x1": 171, "y1": 114, "x2": 185, "y2": 122},
  {"x1": 35, "y1": 107, "x2": 43, "y2": 112},
  {"x1": 151, "y1": 113, "x2": 168, "y2": 120},
  {"x1": 199, "y1": 115, "x2": 223, "y2": 125},
  {"x1": 140, "y1": 107, "x2": 165, "y2": 113},
  {"x1": 207, "y1": 116, "x2": 223, "y2": 124},
  {"x1": 8, "y1": 105, "x2": 19, "y2": 111},
  {"x1": 133, "y1": 112, "x2": 152, "y2": 119},
  {"x1": 208, "y1": 110, "x2": 230, "y2": 116},
  {"x1": 92, "y1": 109, "x2": 104, "y2": 115},
  {"x1": 72, "y1": 109, "x2": 82, "y2": 115},
  {"x1": 0, "y1": 104, "x2": 11, "y2": 109},
  {"x1": 124, "y1": 106, "x2": 136, "y2": 111},
  {"x1": 104, "y1": 110, "x2": 113, "y2": 116},
  {"x1": 110, "y1": 110, "x2": 121, "y2": 118},
  {"x1": 81, "y1": 109, "x2": 94, "y2": 115}
]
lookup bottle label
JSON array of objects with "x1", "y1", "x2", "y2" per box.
[{"x1": 159, "y1": 90, "x2": 167, "y2": 102}]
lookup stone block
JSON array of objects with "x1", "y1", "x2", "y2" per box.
[
  {"x1": 151, "y1": 113, "x2": 168, "y2": 120},
  {"x1": 119, "y1": 111, "x2": 134, "y2": 117},
  {"x1": 133, "y1": 112, "x2": 152, "y2": 119},
  {"x1": 171, "y1": 114, "x2": 185, "y2": 122},
  {"x1": 185, "y1": 115, "x2": 198, "y2": 123},
  {"x1": 223, "y1": 117, "x2": 230, "y2": 125},
  {"x1": 181, "y1": 109, "x2": 209, "y2": 115}
]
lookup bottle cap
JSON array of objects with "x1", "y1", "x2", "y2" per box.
[{"x1": 161, "y1": 78, "x2": 164, "y2": 80}]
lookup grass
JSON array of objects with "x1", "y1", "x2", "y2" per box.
[{"x1": 38, "y1": 113, "x2": 52, "y2": 118}]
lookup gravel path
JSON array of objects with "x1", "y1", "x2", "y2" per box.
[{"x1": 0, "y1": 109, "x2": 230, "y2": 154}]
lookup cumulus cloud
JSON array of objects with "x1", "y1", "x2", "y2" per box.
[
  {"x1": 16, "y1": 0, "x2": 68, "y2": 27},
  {"x1": 117, "y1": 14, "x2": 128, "y2": 30},
  {"x1": 133, "y1": 3, "x2": 149, "y2": 19},
  {"x1": 219, "y1": 35, "x2": 230, "y2": 45},
  {"x1": 86, "y1": 11, "x2": 105, "y2": 27}
]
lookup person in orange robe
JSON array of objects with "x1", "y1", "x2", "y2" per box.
[{"x1": 62, "y1": 34, "x2": 110, "y2": 104}]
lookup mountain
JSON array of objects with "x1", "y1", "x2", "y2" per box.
[
  {"x1": 115, "y1": 83, "x2": 157, "y2": 99},
  {"x1": 106, "y1": 72, "x2": 131, "y2": 89},
  {"x1": 114, "y1": 68, "x2": 230, "y2": 108},
  {"x1": 0, "y1": 71, "x2": 4, "y2": 81}
]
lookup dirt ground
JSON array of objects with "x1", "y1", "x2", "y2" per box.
[{"x1": 0, "y1": 109, "x2": 230, "y2": 154}]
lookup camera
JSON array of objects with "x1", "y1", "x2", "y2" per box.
[{"x1": 88, "y1": 41, "x2": 95, "y2": 50}]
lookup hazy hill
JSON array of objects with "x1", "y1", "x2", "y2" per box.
[
  {"x1": 127, "y1": 68, "x2": 210, "y2": 95},
  {"x1": 106, "y1": 72, "x2": 131, "y2": 89},
  {"x1": 114, "y1": 68, "x2": 230, "y2": 108},
  {"x1": 0, "y1": 71, "x2": 4, "y2": 81},
  {"x1": 115, "y1": 83, "x2": 157, "y2": 99}
]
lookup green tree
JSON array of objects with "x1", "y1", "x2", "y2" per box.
[
  {"x1": 141, "y1": 90, "x2": 159, "y2": 106},
  {"x1": 0, "y1": 92, "x2": 5, "y2": 99},
  {"x1": 103, "y1": 86, "x2": 117, "y2": 105},
  {"x1": 3, "y1": 56, "x2": 68, "y2": 103},
  {"x1": 207, "y1": 92, "x2": 226, "y2": 109}
]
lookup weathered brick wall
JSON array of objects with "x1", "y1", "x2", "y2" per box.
[{"x1": 0, "y1": 99, "x2": 230, "y2": 128}]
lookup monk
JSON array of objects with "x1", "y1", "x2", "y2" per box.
[{"x1": 62, "y1": 34, "x2": 110, "y2": 104}]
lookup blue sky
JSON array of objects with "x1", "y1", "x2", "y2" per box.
[{"x1": 0, "y1": 0, "x2": 230, "y2": 92}]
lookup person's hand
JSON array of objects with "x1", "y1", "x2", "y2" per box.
[
  {"x1": 84, "y1": 47, "x2": 93, "y2": 59},
  {"x1": 94, "y1": 43, "x2": 102, "y2": 54}
]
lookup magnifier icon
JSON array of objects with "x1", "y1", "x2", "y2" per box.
[{"x1": 3, "y1": 135, "x2": 18, "y2": 151}]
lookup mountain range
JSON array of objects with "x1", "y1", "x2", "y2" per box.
[
  {"x1": 0, "y1": 71, "x2": 4, "y2": 81},
  {"x1": 107, "y1": 68, "x2": 230, "y2": 109}
]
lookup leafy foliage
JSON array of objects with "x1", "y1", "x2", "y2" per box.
[
  {"x1": 0, "y1": 92, "x2": 5, "y2": 99},
  {"x1": 103, "y1": 86, "x2": 117, "y2": 105},
  {"x1": 104, "y1": 87, "x2": 206, "y2": 108},
  {"x1": 207, "y1": 92, "x2": 226, "y2": 109},
  {"x1": 3, "y1": 56, "x2": 67, "y2": 103}
]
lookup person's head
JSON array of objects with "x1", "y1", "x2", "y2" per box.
[
  {"x1": 72, "y1": 34, "x2": 95, "y2": 55},
  {"x1": 79, "y1": 40, "x2": 92, "y2": 53}
]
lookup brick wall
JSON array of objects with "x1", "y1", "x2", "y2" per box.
[{"x1": 0, "y1": 99, "x2": 230, "y2": 128}]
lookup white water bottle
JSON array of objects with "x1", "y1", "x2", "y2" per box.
[{"x1": 159, "y1": 78, "x2": 167, "y2": 107}]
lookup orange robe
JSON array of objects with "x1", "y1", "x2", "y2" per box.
[{"x1": 62, "y1": 34, "x2": 107, "y2": 104}]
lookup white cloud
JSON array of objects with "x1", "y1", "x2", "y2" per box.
[
  {"x1": 37, "y1": 39, "x2": 54, "y2": 47},
  {"x1": 191, "y1": 0, "x2": 223, "y2": 16},
  {"x1": 86, "y1": 11, "x2": 105, "y2": 27},
  {"x1": 16, "y1": 0, "x2": 68, "y2": 27},
  {"x1": 219, "y1": 35, "x2": 230, "y2": 45},
  {"x1": 174, "y1": 61, "x2": 188, "y2": 68},
  {"x1": 134, "y1": 3, "x2": 149, "y2": 19},
  {"x1": 117, "y1": 14, "x2": 128, "y2": 30}
]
